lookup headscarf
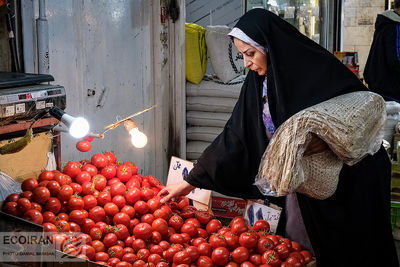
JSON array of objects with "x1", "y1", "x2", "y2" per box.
[{"x1": 228, "y1": 27, "x2": 267, "y2": 54}]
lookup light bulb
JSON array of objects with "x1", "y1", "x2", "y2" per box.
[
  {"x1": 69, "y1": 117, "x2": 90, "y2": 138},
  {"x1": 129, "y1": 128, "x2": 148, "y2": 148}
]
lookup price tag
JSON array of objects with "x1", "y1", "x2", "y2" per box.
[
  {"x1": 36, "y1": 101, "x2": 46, "y2": 110},
  {"x1": 244, "y1": 200, "x2": 282, "y2": 234},
  {"x1": 4, "y1": 105, "x2": 15, "y2": 117},
  {"x1": 167, "y1": 156, "x2": 211, "y2": 206},
  {"x1": 46, "y1": 102, "x2": 54, "y2": 108},
  {"x1": 15, "y1": 103, "x2": 25, "y2": 114}
]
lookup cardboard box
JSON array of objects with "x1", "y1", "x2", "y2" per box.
[{"x1": 211, "y1": 196, "x2": 246, "y2": 219}]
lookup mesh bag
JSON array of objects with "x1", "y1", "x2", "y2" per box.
[{"x1": 255, "y1": 91, "x2": 386, "y2": 199}]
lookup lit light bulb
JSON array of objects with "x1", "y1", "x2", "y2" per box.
[
  {"x1": 124, "y1": 119, "x2": 148, "y2": 148},
  {"x1": 69, "y1": 117, "x2": 90, "y2": 138},
  {"x1": 129, "y1": 128, "x2": 148, "y2": 148}
]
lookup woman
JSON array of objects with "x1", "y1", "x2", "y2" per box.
[{"x1": 159, "y1": 9, "x2": 398, "y2": 266}]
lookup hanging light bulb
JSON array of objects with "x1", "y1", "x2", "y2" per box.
[
  {"x1": 123, "y1": 119, "x2": 148, "y2": 148},
  {"x1": 49, "y1": 107, "x2": 90, "y2": 138}
]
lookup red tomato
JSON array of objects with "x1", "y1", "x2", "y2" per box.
[
  {"x1": 57, "y1": 185, "x2": 73, "y2": 201},
  {"x1": 83, "y1": 195, "x2": 98, "y2": 210},
  {"x1": 257, "y1": 237, "x2": 275, "y2": 254},
  {"x1": 43, "y1": 222, "x2": 58, "y2": 233},
  {"x1": 169, "y1": 233, "x2": 184, "y2": 244},
  {"x1": 209, "y1": 234, "x2": 227, "y2": 249},
  {"x1": 69, "y1": 210, "x2": 85, "y2": 225},
  {"x1": 90, "y1": 227, "x2": 103, "y2": 240},
  {"x1": 104, "y1": 152, "x2": 117, "y2": 164},
  {"x1": 110, "y1": 182, "x2": 126, "y2": 197},
  {"x1": 42, "y1": 211, "x2": 56, "y2": 224},
  {"x1": 132, "y1": 239, "x2": 146, "y2": 252},
  {"x1": 173, "y1": 250, "x2": 192, "y2": 265},
  {"x1": 78, "y1": 244, "x2": 96, "y2": 260},
  {"x1": 288, "y1": 251, "x2": 305, "y2": 266},
  {"x1": 134, "y1": 201, "x2": 150, "y2": 215},
  {"x1": 125, "y1": 177, "x2": 141, "y2": 189},
  {"x1": 23, "y1": 209, "x2": 43, "y2": 225},
  {"x1": 168, "y1": 214, "x2": 184, "y2": 231},
  {"x1": 147, "y1": 253, "x2": 161, "y2": 264},
  {"x1": 197, "y1": 243, "x2": 212, "y2": 257},
  {"x1": 116, "y1": 165, "x2": 133, "y2": 182},
  {"x1": 120, "y1": 205, "x2": 135, "y2": 219},
  {"x1": 68, "y1": 195, "x2": 84, "y2": 210},
  {"x1": 140, "y1": 213, "x2": 154, "y2": 225},
  {"x1": 101, "y1": 165, "x2": 117, "y2": 179},
  {"x1": 275, "y1": 244, "x2": 290, "y2": 260},
  {"x1": 181, "y1": 223, "x2": 198, "y2": 237},
  {"x1": 108, "y1": 257, "x2": 121, "y2": 267},
  {"x1": 81, "y1": 164, "x2": 98, "y2": 177},
  {"x1": 125, "y1": 188, "x2": 142, "y2": 204},
  {"x1": 291, "y1": 241, "x2": 302, "y2": 252},
  {"x1": 92, "y1": 174, "x2": 107, "y2": 191},
  {"x1": 231, "y1": 247, "x2": 250, "y2": 264},
  {"x1": 151, "y1": 231, "x2": 162, "y2": 244},
  {"x1": 92, "y1": 240, "x2": 106, "y2": 252},
  {"x1": 5, "y1": 193, "x2": 20, "y2": 203},
  {"x1": 151, "y1": 218, "x2": 168, "y2": 236},
  {"x1": 122, "y1": 252, "x2": 137, "y2": 264},
  {"x1": 113, "y1": 212, "x2": 130, "y2": 227},
  {"x1": 261, "y1": 250, "x2": 281, "y2": 266},
  {"x1": 75, "y1": 171, "x2": 92, "y2": 184},
  {"x1": 139, "y1": 188, "x2": 154, "y2": 202},
  {"x1": 240, "y1": 261, "x2": 256, "y2": 267},
  {"x1": 91, "y1": 153, "x2": 109, "y2": 169},
  {"x1": 20, "y1": 191, "x2": 33, "y2": 200},
  {"x1": 21, "y1": 178, "x2": 39, "y2": 192},
  {"x1": 225, "y1": 262, "x2": 240, "y2": 267},
  {"x1": 147, "y1": 197, "x2": 161, "y2": 213},
  {"x1": 45, "y1": 180, "x2": 60, "y2": 196},
  {"x1": 108, "y1": 245, "x2": 125, "y2": 259},
  {"x1": 69, "y1": 221, "x2": 81, "y2": 233},
  {"x1": 300, "y1": 250, "x2": 312, "y2": 264},
  {"x1": 252, "y1": 220, "x2": 270, "y2": 232},
  {"x1": 192, "y1": 237, "x2": 207, "y2": 247},
  {"x1": 16, "y1": 198, "x2": 31, "y2": 213},
  {"x1": 211, "y1": 247, "x2": 229, "y2": 266},
  {"x1": 137, "y1": 248, "x2": 150, "y2": 261},
  {"x1": 180, "y1": 206, "x2": 197, "y2": 219},
  {"x1": 231, "y1": 221, "x2": 248, "y2": 236},
  {"x1": 56, "y1": 220, "x2": 70, "y2": 232},
  {"x1": 266, "y1": 235, "x2": 279, "y2": 247},
  {"x1": 37, "y1": 171, "x2": 54, "y2": 182},
  {"x1": 185, "y1": 246, "x2": 200, "y2": 262},
  {"x1": 239, "y1": 232, "x2": 259, "y2": 249},
  {"x1": 224, "y1": 232, "x2": 240, "y2": 250},
  {"x1": 63, "y1": 161, "x2": 81, "y2": 178},
  {"x1": 206, "y1": 219, "x2": 222, "y2": 234},
  {"x1": 50, "y1": 233, "x2": 68, "y2": 250},
  {"x1": 249, "y1": 254, "x2": 262, "y2": 266},
  {"x1": 76, "y1": 140, "x2": 92, "y2": 152},
  {"x1": 177, "y1": 197, "x2": 189, "y2": 210},
  {"x1": 81, "y1": 181, "x2": 95, "y2": 195},
  {"x1": 103, "y1": 233, "x2": 118, "y2": 248},
  {"x1": 158, "y1": 240, "x2": 170, "y2": 251},
  {"x1": 113, "y1": 195, "x2": 127, "y2": 209},
  {"x1": 32, "y1": 186, "x2": 50, "y2": 204},
  {"x1": 196, "y1": 256, "x2": 214, "y2": 267},
  {"x1": 104, "y1": 202, "x2": 120, "y2": 216},
  {"x1": 3, "y1": 202, "x2": 19, "y2": 216},
  {"x1": 114, "y1": 224, "x2": 129, "y2": 240},
  {"x1": 97, "y1": 191, "x2": 112, "y2": 206},
  {"x1": 195, "y1": 211, "x2": 212, "y2": 225},
  {"x1": 89, "y1": 206, "x2": 106, "y2": 222},
  {"x1": 133, "y1": 223, "x2": 152, "y2": 240},
  {"x1": 95, "y1": 252, "x2": 110, "y2": 262},
  {"x1": 57, "y1": 212, "x2": 69, "y2": 221}
]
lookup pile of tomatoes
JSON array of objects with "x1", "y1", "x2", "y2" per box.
[{"x1": 2, "y1": 152, "x2": 313, "y2": 267}]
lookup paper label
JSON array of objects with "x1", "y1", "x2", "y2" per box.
[
  {"x1": 45, "y1": 102, "x2": 54, "y2": 108},
  {"x1": 244, "y1": 200, "x2": 281, "y2": 234},
  {"x1": 167, "y1": 156, "x2": 211, "y2": 205},
  {"x1": 4, "y1": 105, "x2": 15, "y2": 117},
  {"x1": 15, "y1": 103, "x2": 25, "y2": 114},
  {"x1": 284, "y1": 6, "x2": 295, "y2": 19},
  {"x1": 31, "y1": 90, "x2": 47, "y2": 99},
  {"x1": 36, "y1": 101, "x2": 46, "y2": 110}
]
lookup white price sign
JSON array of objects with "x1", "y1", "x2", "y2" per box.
[{"x1": 244, "y1": 200, "x2": 282, "y2": 234}]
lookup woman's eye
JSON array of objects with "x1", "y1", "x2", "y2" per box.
[{"x1": 246, "y1": 52, "x2": 254, "y2": 57}]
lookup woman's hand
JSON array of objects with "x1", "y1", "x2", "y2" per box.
[
  {"x1": 304, "y1": 134, "x2": 328, "y2": 156},
  {"x1": 158, "y1": 180, "x2": 196, "y2": 204}
]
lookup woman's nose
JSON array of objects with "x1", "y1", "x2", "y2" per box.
[{"x1": 244, "y1": 58, "x2": 252, "y2": 68}]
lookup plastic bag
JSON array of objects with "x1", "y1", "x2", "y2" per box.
[
  {"x1": 255, "y1": 91, "x2": 386, "y2": 199},
  {"x1": 186, "y1": 23, "x2": 207, "y2": 84},
  {"x1": 0, "y1": 171, "x2": 22, "y2": 201}
]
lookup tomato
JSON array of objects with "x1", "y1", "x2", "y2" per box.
[
  {"x1": 104, "y1": 202, "x2": 119, "y2": 216},
  {"x1": 226, "y1": 262, "x2": 240, "y2": 267},
  {"x1": 180, "y1": 206, "x2": 197, "y2": 219},
  {"x1": 108, "y1": 245, "x2": 125, "y2": 259},
  {"x1": 192, "y1": 237, "x2": 206, "y2": 247},
  {"x1": 91, "y1": 153, "x2": 109, "y2": 169},
  {"x1": 81, "y1": 195, "x2": 97, "y2": 210},
  {"x1": 239, "y1": 232, "x2": 259, "y2": 249},
  {"x1": 32, "y1": 186, "x2": 50, "y2": 204},
  {"x1": 81, "y1": 181, "x2": 95, "y2": 195},
  {"x1": 137, "y1": 248, "x2": 150, "y2": 261},
  {"x1": 257, "y1": 237, "x2": 275, "y2": 254},
  {"x1": 119, "y1": 205, "x2": 135, "y2": 219},
  {"x1": 81, "y1": 218, "x2": 96, "y2": 233},
  {"x1": 168, "y1": 233, "x2": 183, "y2": 244},
  {"x1": 69, "y1": 221, "x2": 81, "y2": 233},
  {"x1": 69, "y1": 210, "x2": 85, "y2": 225},
  {"x1": 261, "y1": 250, "x2": 281, "y2": 266},
  {"x1": 240, "y1": 261, "x2": 256, "y2": 267},
  {"x1": 78, "y1": 244, "x2": 96, "y2": 260},
  {"x1": 23, "y1": 209, "x2": 43, "y2": 225},
  {"x1": 208, "y1": 234, "x2": 227, "y2": 249},
  {"x1": 20, "y1": 191, "x2": 33, "y2": 200},
  {"x1": 88, "y1": 206, "x2": 105, "y2": 222},
  {"x1": 168, "y1": 214, "x2": 184, "y2": 231},
  {"x1": 55, "y1": 220, "x2": 69, "y2": 232},
  {"x1": 109, "y1": 182, "x2": 125, "y2": 197},
  {"x1": 38, "y1": 170, "x2": 54, "y2": 182},
  {"x1": 101, "y1": 165, "x2": 117, "y2": 179},
  {"x1": 197, "y1": 243, "x2": 212, "y2": 257},
  {"x1": 44, "y1": 180, "x2": 59, "y2": 196},
  {"x1": 300, "y1": 250, "x2": 312, "y2": 264},
  {"x1": 108, "y1": 177, "x2": 121, "y2": 186},
  {"x1": 76, "y1": 140, "x2": 92, "y2": 152},
  {"x1": 97, "y1": 191, "x2": 112, "y2": 206},
  {"x1": 103, "y1": 232, "x2": 118, "y2": 248},
  {"x1": 206, "y1": 219, "x2": 222, "y2": 234},
  {"x1": 172, "y1": 250, "x2": 191, "y2": 265},
  {"x1": 57, "y1": 212, "x2": 69, "y2": 221},
  {"x1": 108, "y1": 257, "x2": 121, "y2": 267},
  {"x1": 196, "y1": 255, "x2": 214, "y2": 267},
  {"x1": 288, "y1": 251, "x2": 305, "y2": 266},
  {"x1": 42, "y1": 211, "x2": 56, "y2": 224},
  {"x1": 249, "y1": 254, "x2": 262, "y2": 266},
  {"x1": 275, "y1": 244, "x2": 290, "y2": 260},
  {"x1": 147, "y1": 198, "x2": 161, "y2": 213},
  {"x1": 211, "y1": 247, "x2": 229, "y2": 266},
  {"x1": 158, "y1": 240, "x2": 170, "y2": 251},
  {"x1": 139, "y1": 188, "x2": 153, "y2": 202},
  {"x1": 133, "y1": 222, "x2": 152, "y2": 240},
  {"x1": 266, "y1": 235, "x2": 279, "y2": 247},
  {"x1": 181, "y1": 223, "x2": 198, "y2": 237},
  {"x1": 63, "y1": 161, "x2": 81, "y2": 178},
  {"x1": 92, "y1": 174, "x2": 107, "y2": 191},
  {"x1": 50, "y1": 233, "x2": 68, "y2": 250},
  {"x1": 290, "y1": 241, "x2": 302, "y2": 252},
  {"x1": 132, "y1": 239, "x2": 146, "y2": 252},
  {"x1": 252, "y1": 220, "x2": 270, "y2": 232},
  {"x1": 104, "y1": 152, "x2": 117, "y2": 164},
  {"x1": 113, "y1": 212, "x2": 130, "y2": 227},
  {"x1": 185, "y1": 246, "x2": 200, "y2": 262},
  {"x1": 43, "y1": 222, "x2": 58, "y2": 233},
  {"x1": 92, "y1": 240, "x2": 106, "y2": 252},
  {"x1": 150, "y1": 218, "x2": 168, "y2": 236},
  {"x1": 116, "y1": 165, "x2": 133, "y2": 182},
  {"x1": 112, "y1": 195, "x2": 126, "y2": 209},
  {"x1": 156, "y1": 262, "x2": 169, "y2": 267},
  {"x1": 146, "y1": 253, "x2": 161, "y2": 264},
  {"x1": 231, "y1": 247, "x2": 250, "y2": 264},
  {"x1": 149, "y1": 245, "x2": 163, "y2": 256},
  {"x1": 124, "y1": 188, "x2": 141, "y2": 204},
  {"x1": 114, "y1": 224, "x2": 129, "y2": 240},
  {"x1": 223, "y1": 232, "x2": 239, "y2": 250},
  {"x1": 57, "y1": 185, "x2": 73, "y2": 201},
  {"x1": 89, "y1": 227, "x2": 103, "y2": 240},
  {"x1": 3, "y1": 202, "x2": 19, "y2": 216},
  {"x1": 68, "y1": 195, "x2": 84, "y2": 210},
  {"x1": 134, "y1": 201, "x2": 150, "y2": 215},
  {"x1": 95, "y1": 251, "x2": 110, "y2": 262},
  {"x1": 122, "y1": 252, "x2": 137, "y2": 264},
  {"x1": 193, "y1": 211, "x2": 211, "y2": 225},
  {"x1": 81, "y1": 164, "x2": 98, "y2": 177},
  {"x1": 231, "y1": 221, "x2": 248, "y2": 236},
  {"x1": 21, "y1": 178, "x2": 39, "y2": 192},
  {"x1": 132, "y1": 260, "x2": 145, "y2": 267},
  {"x1": 16, "y1": 198, "x2": 31, "y2": 213},
  {"x1": 126, "y1": 177, "x2": 141, "y2": 189}
]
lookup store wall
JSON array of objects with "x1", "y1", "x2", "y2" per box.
[
  {"x1": 342, "y1": 0, "x2": 385, "y2": 75},
  {"x1": 0, "y1": 7, "x2": 11, "y2": 71}
]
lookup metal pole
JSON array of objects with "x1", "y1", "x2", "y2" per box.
[{"x1": 37, "y1": 0, "x2": 49, "y2": 74}]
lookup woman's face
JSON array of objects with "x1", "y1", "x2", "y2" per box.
[{"x1": 234, "y1": 38, "x2": 267, "y2": 76}]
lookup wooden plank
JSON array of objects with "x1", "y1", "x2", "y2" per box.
[{"x1": 0, "y1": 118, "x2": 59, "y2": 135}]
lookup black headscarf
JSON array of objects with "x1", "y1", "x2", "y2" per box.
[{"x1": 186, "y1": 9, "x2": 398, "y2": 266}]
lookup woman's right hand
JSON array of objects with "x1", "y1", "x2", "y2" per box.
[{"x1": 158, "y1": 180, "x2": 196, "y2": 204}]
